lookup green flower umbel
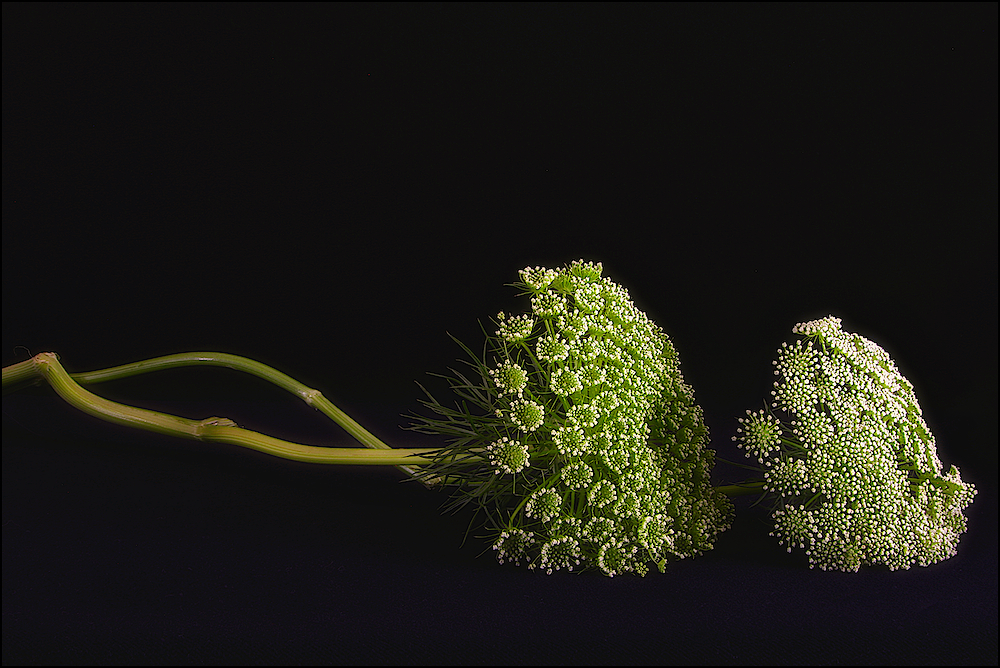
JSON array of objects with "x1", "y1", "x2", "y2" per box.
[
  {"x1": 734, "y1": 316, "x2": 977, "y2": 571},
  {"x1": 409, "y1": 260, "x2": 733, "y2": 576}
]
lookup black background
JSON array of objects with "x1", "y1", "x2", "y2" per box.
[{"x1": 3, "y1": 3, "x2": 997, "y2": 664}]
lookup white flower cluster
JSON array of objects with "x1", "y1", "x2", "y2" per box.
[
  {"x1": 733, "y1": 409, "x2": 782, "y2": 463},
  {"x1": 735, "y1": 316, "x2": 977, "y2": 571},
  {"x1": 484, "y1": 260, "x2": 732, "y2": 575},
  {"x1": 507, "y1": 398, "x2": 545, "y2": 432},
  {"x1": 489, "y1": 360, "x2": 528, "y2": 397},
  {"x1": 496, "y1": 312, "x2": 535, "y2": 343},
  {"x1": 487, "y1": 436, "x2": 530, "y2": 475}
]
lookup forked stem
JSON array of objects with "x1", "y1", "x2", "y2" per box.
[{"x1": 3, "y1": 353, "x2": 438, "y2": 470}]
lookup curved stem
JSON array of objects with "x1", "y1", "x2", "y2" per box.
[
  {"x1": 68, "y1": 352, "x2": 392, "y2": 452},
  {"x1": 57, "y1": 351, "x2": 431, "y2": 480},
  {"x1": 4, "y1": 353, "x2": 438, "y2": 467}
]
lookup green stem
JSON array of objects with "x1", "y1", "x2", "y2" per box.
[
  {"x1": 3, "y1": 353, "x2": 438, "y2": 468},
  {"x1": 714, "y1": 482, "x2": 766, "y2": 497},
  {"x1": 68, "y1": 352, "x2": 391, "y2": 452}
]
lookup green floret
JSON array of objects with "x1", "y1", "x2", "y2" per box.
[
  {"x1": 733, "y1": 316, "x2": 977, "y2": 571},
  {"x1": 507, "y1": 398, "x2": 545, "y2": 432},
  {"x1": 408, "y1": 260, "x2": 733, "y2": 576},
  {"x1": 486, "y1": 437, "x2": 530, "y2": 476}
]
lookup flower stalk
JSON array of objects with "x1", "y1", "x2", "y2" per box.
[{"x1": 3, "y1": 352, "x2": 438, "y2": 469}]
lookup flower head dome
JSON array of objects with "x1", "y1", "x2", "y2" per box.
[
  {"x1": 409, "y1": 260, "x2": 732, "y2": 576},
  {"x1": 734, "y1": 316, "x2": 977, "y2": 571}
]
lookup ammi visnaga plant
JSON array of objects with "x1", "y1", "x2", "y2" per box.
[{"x1": 1, "y1": 261, "x2": 975, "y2": 576}]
